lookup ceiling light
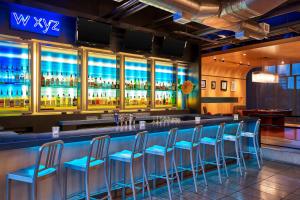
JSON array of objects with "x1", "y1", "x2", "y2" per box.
[
  {"x1": 252, "y1": 71, "x2": 278, "y2": 83},
  {"x1": 281, "y1": 60, "x2": 285, "y2": 64},
  {"x1": 243, "y1": 53, "x2": 247, "y2": 56},
  {"x1": 113, "y1": 0, "x2": 124, "y2": 2},
  {"x1": 213, "y1": 56, "x2": 217, "y2": 61},
  {"x1": 221, "y1": 58, "x2": 224, "y2": 62}
]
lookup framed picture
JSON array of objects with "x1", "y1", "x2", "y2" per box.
[
  {"x1": 231, "y1": 80, "x2": 237, "y2": 92},
  {"x1": 221, "y1": 80, "x2": 227, "y2": 91},
  {"x1": 211, "y1": 81, "x2": 216, "y2": 90},
  {"x1": 201, "y1": 80, "x2": 206, "y2": 89}
]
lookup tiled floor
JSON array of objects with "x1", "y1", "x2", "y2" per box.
[{"x1": 132, "y1": 159, "x2": 300, "y2": 200}]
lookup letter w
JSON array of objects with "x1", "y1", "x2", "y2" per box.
[{"x1": 12, "y1": 12, "x2": 30, "y2": 26}]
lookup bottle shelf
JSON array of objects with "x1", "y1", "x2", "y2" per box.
[{"x1": 41, "y1": 86, "x2": 77, "y2": 89}]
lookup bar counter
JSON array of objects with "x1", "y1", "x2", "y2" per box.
[{"x1": 0, "y1": 116, "x2": 258, "y2": 200}]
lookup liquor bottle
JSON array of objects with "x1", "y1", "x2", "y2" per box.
[
  {"x1": 41, "y1": 73, "x2": 45, "y2": 87},
  {"x1": 125, "y1": 93, "x2": 130, "y2": 106},
  {"x1": 163, "y1": 95, "x2": 166, "y2": 105},
  {"x1": 59, "y1": 72, "x2": 64, "y2": 86},
  {"x1": 41, "y1": 95, "x2": 45, "y2": 106},
  {"x1": 0, "y1": 90, "x2": 4, "y2": 108},
  {"x1": 67, "y1": 94, "x2": 72, "y2": 106},
  {"x1": 103, "y1": 81, "x2": 107, "y2": 89},
  {"x1": 56, "y1": 94, "x2": 60, "y2": 107},
  {"x1": 55, "y1": 72, "x2": 59, "y2": 86},
  {"x1": 98, "y1": 77, "x2": 102, "y2": 88},
  {"x1": 96, "y1": 93, "x2": 100, "y2": 105},
  {"x1": 111, "y1": 81, "x2": 115, "y2": 89},
  {"x1": 172, "y1": 93, "x2": 176, "y2": 105},
  {"x1": 62, "y1": 94, "x2": 66, "y2": 107},
  {"x1": 88, "y1": 93, "x2": 92, "y2": 105},
  {"x1": 70, "y1": 74, "x2": 74, "y2": 87},
  {"x1": 92, "y1": 93, "x2": 96, "y2": 105},
  {"x1": 46, "y1": 95, "x2": 50, "y2": 106},
  {"x1": 51, "y1": 95, "x2": 56, "y2": 107},
  {"x1": 50, "y1": 72, "x2": 54, "y2": 86},
  {"x1": 172, "y1": 82, "x2": 176, "y2": 91},
  {"x1": 137, "y1": 79, "x2": 140, "y2": 90},
  {"x1": 144, "y1": 81, "x2": 148, "y2": 90},
  {"x1": 46, "y1": 72, "x2": 51, "y2": 86},
  {"x1": 88, "y1": 76, "x2": 92, "y2": 87},
  {"x1": 73, "y1": 96, "x2": 77, "y2": 106}
]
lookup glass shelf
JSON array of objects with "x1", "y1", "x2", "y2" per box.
[
  {"x1": 155, "y1": 61, "x2": 177, "y2": 108},
  {"x1": 87, "y1": 52, "x2": 120, "y2": 110},
  {"x1": 40, "y1": 45, "x2": 80, "y2": 111},
  {"x1": 0, "y1": 40, "x2": 31, "y2": 113},
  {"x1": 124, "y1": 56, "x2": 151, "y2": 109}
]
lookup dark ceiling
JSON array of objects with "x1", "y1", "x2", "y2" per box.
[{"x1": 3, "y1": 0, "x2": 300, "y2": 52}]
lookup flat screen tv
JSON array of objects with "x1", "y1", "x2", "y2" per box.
[
  {"x1": 77, "y1": 18, "x2": 111, "y2": 46},
  {"x1": 123, "y1": 30, "x2": 153, "y2": 52},
  {"x1": 161, "y1": 37, "x2": 186, "y2": 57}
]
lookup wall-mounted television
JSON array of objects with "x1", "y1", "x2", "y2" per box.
[
  {"x1": 161, "y1": 37, "x2": 186, "y2": 57},
  {"x1": 76, "y1": 18, "x2": 111, "y2": 46},
  {"x1": 123, "y1": 30, "x2": 153, "y2": 52}
]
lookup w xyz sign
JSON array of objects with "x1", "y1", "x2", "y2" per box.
[{"x1": 10, "y1": 5, "x2": 62, "y2": 37}]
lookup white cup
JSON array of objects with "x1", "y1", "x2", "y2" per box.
[
  {"x1": 139, "y1": 121, "x2": 146, "y2": 129},
  {"x1": 195, "y1": 117, "x2": 201, "y2": 124},
  {"x1": 233, "y1": 114, "x2": 239, "y2": 120},
  {"x1": 52, "y1": 126, "x2": 60, "y2": 138}
]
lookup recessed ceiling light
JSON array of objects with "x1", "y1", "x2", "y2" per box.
[
  {"x1": 243, "y1": 53, "x2": 247, "y2": 56},
  {"x1": 281, "y1": 60, "x2": 285, "y2": 64}
]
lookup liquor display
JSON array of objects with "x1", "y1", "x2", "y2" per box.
[
  {"x1": 40, "y1": 45, "x2": 80, "y2": 110},
  {"x1": 155, "y1": 61, "x2": 177, "y2": 108},
  {"x1": 87, "y1": 52, "x2": 120, "y2": 109},
  {"x1": 0, "y1": 40, "x2": 31, "y2": 113},
  {"x1": 177, "y1": 64, "x2": 188, "y2": 109},
  {"x1": 124, "y1": 57, "x2": 151, "y2": 109}
]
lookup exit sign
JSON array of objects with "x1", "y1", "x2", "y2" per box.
[{"x1": 9, "y1": 4, "x2": 62, "y2": 37}]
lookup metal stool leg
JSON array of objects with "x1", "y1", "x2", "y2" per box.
[
  {"x1": 189, "y1": 149, "x2": 198, "y2": 192},
  {"x1": 253, "y1": 137, "x2": 261, "y2": 169},
  {"x1": 172, "y1": 154, "x2": 182, "y2": 194},
  {"x1": 129, "y1": 161, "x2": 137, "y2": 200},
  {"x1": 198, "y1": 147, "x2": 208, "y2": 186},
  {"x1": 255, "y1": 136, "x2": 263, "y2": 164},
  {"x1": 85, "y1": 171, "x2": 90, "y2": 200},
  {"x1": 180, "y1": 149, "x2": 184, "y2": 180},
  {"x1": 122, "y1": 162, "x2": 126, "y2": 199},
  {"x1": 6, "y1": 177, "x2": 11, "y2": 200},
  {"x1": 220, "y1": 142, "x2": 228, "y2": 177},
  {"x1": 235, "y1": 141, "x2": 243, "y2": 176},
  {"x1": 31, "y1": 182, "x2": 37, "y2": 200},
  {"x1": 142, "y1": 155, "x2": 151, "y2": 199},
  {"x1": 104, "y1": 161, "x2": 112, "y2": 200},
  {"x1": 239, "y1": 138, "x2": 247, "y2": 170},
  {"x1": 163, "y1": 156, "x2": 172, "y2": 200},
  {"x1": 214, "y1": 145, "x2": 222, "y2": 184}
]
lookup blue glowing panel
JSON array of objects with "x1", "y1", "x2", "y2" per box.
[
  {"x1": 278, "y1": 64, "x2": 290, "y2": 76},
  {"x1": 292, "y1": 63, "x2": 300, "y2": 75},
  {"x1": 288, "y1": 77, "x2": 294, "y2": 90},
  {"x1": 265, "y1": 66, "x2": 276, "y2": 74},
  {"x1": 296, "y1": 76, "x2": 300, "y2": 90},
  {"x1": 9, "y1": 3, "x2": 62, "y2": 37}
]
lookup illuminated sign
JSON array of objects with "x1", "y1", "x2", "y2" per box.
[{"x1": 9, "y1": 4, "x2": 62, "y2": 37}]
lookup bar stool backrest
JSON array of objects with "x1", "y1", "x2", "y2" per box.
[
  {"x1": 192, "y1": 125, "x2": 203, "y2": 145},
  {"x1": 254, "y1": 119, "x2": 261, "y2": 135},
  {"x1": 216, "y1": 123, "x2": 225, "y2": 142},
  {"x1": 87, "y1": 135, "x2": 110, "y2": 167},
  {"x1": 34, "y1": 140, "x2": 64, "y2": 180},
  {"x1": 132, "y1": 131, "x2": 148, "y2": 158},
  {"x1": 236, "y1": 121, "x2": 244, "y2": 138},
  {"x1": 165, "y1": 128, "x2": 178, "y2": 151}
]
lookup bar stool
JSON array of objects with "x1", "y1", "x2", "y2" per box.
[
  {"x1": 6, "y1": 140, "x2": 64, "y2": 200},
  {"x1": 174, "y1": 125, "x2": 207, "y2": 192},
  {"x1": 240, "y1": 119, "x2": 263, "y2": 168},
  {"x1": 222, "y1": 121, "x2": 246, "y2": 176},
  {"x1": 200, "y1": 123, "x2": 228, "y2": 184},
  {"x1": 145, "y1": 128, "x2": 182, "y2": 200},
  {"x1": 64, "y1": 135, "x2": 111, "y2": 200},
  {"x1": 109, "y1": 131, "x2": 151, "y2": 200}
]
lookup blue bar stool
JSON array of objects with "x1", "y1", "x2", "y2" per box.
[
  {"x1": 64, "y1": 135, "x2": 111, "y2": 200},
  {"x1": 145, "y1": 128, "x2": 182, "y2": 200},
  {"x1": 200, "y1": 123, "x2": 228, "y2": 184},
  {"x1": 174, "y1": 125, "x2": 208, "y2": 192},
  {"x1": 6, "y1": 140, "x2": 64, "y2": 200},
  {"x1": 223, "y1": 121, "x2": 246, "y2": 176},
  {"x1": 240, "y1": 119, "x2": 263, "y2": 168},
  {"x1": 109, "y1": 131, "x2": 151, "y2": 200}
]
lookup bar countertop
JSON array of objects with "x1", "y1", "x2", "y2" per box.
[{"x1": 0, "y1": 116, "x2": 257, "y2": 151}]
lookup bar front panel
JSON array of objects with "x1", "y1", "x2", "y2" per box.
[
  {"x1": 124, "y1": 56, "x2": 151, "y2": 109},
  {"x1": 155, "y1": 61, "x2": 177, "y2": 108},
  {"x1": 87, "y1": 52, "x2": 120, "y2": 110},
  {"x1": 40, "y1": 45, "x2": 80, "y2": 111},
  {"x1": 0, "y1": 39, "x2": 31, "y2": 113},
  {"x1": 177, "y1": 64, "x2": 188, "y2": 109}
]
